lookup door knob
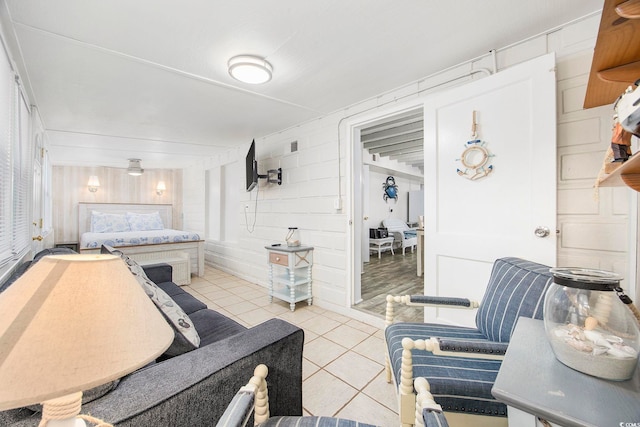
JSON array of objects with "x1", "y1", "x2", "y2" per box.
[
  {"x1": 32, "y1": 235, "x2": 43, "y2": 241},
  {"x1": 364, "y1": 216, "x2": 369, "y2": 220},
  {"x1": 534, "y1": 226, "x2": 550, "y2": 238}
]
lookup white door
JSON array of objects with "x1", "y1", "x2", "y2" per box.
[
  {"x1": 31, "y1": 133, "x2": 44, "y2": 254},
  {"x1": 362, "y1": 164, "x2": 371, "y2": 265},
  {"x1": 423, "y1": 53, "x2": 557, "y2": 327}
]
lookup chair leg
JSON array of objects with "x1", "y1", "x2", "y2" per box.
[
  {"x1": 399, "y1": 339, "x2": 417, "y2": 426},
  {"x1": 250, "y1": 364, "x2": 270, "y2": 425},
  {"x1": 385, "y1": 353, "x2": 392, "y2": 383},
  {"x1": 384, "y1": 297, "x2": 394, "y2": 383}
]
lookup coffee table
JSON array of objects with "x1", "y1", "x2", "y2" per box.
[{"x1": 369, "y1": 237, "x2": 395, "y2": 259}]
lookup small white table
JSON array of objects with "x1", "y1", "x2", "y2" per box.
[
  {"x1": 265, "y1": 245, "x2": 314, "y2": 311},
  {"x1": 369, "y1": 237, "x2": 395, "y2": 259}
]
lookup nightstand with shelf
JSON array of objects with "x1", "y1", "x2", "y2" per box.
[{"x1": 265, "y1": 245, "x2": 314, "y2": 311}]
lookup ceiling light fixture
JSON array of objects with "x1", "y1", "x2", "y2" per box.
[
  {"x1": 228, "y1": 55, "x2": 273, "y2": 84},
  {"x1": 127, "y1": 158, "x2": 144, "y2": 176}
]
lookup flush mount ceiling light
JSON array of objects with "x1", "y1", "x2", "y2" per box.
[
  {"x1": 127, "y1": 158, "x2": 144, "y2": 176},
  {"x1": 228, "y1": 55, "x2": 273, "y2": 84}
]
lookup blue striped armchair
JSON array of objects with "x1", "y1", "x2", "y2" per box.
[
  {"x1": 216, "y1": 364, "x2": 382, "y2": 427},
  {"x1": 216, "y1": 366, "x2": 448, "y2": 427},
  {"x1": 384, "y1": 257, "x2": 553, "y2": 427}
]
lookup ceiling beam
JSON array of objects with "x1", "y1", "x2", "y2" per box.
[
  {"x1": 363, "y1": 131, "x2": 423, "y2": 149},
  {"x1": 389, "y1": 152, "x2": 424, "y2": 162},
  {"x1": 361, "y1": 113, "x2": 423, "y2": 135},
  {"x1": 361, "y1": 121, "x2": 423, "y2": 143},
  {"x1": 372, "y1": 140, "x2": 424, "y2": 155}
]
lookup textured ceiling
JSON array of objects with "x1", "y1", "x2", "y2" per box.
[{"x1": 1, "y1": 0, "x2": 603, "y2": 168}]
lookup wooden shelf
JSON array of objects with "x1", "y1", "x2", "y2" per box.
[
  {"x1": 583, "y1": 0, "x2": 640, "y2": 109},
  {"x1": 597, "y1": 152, "x2": 640, "y2": 190}
]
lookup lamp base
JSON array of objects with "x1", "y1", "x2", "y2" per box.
[
  {"x1": 47, "y1": 417, "x2": 86, "y2": 427},
  {"x1": 41, "y1": 392, "x2": 86, "y2": 427}
]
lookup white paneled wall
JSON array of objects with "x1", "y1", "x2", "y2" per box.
[
  {"x1": 556, "y1": 51, "x2": 637, "y2": 294},
  {"x1": 184, "y1": 14, "x2": 638, "y2": 312}
]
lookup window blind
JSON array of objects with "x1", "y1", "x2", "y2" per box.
[
  {"x1": 0, "y1": 48, "x2": 13, "y2": 267},
  {"x1": 12, "y1": 91, "x2": 31, "y2": 256}
]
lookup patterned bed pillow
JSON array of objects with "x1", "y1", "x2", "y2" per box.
[
  {"x1": 91, "y1": 211, "x2": 131, "y2": 233},
  {"x1": 101, "y1": 245, "x2": 200, "y2": 356},
  {"x1": 126, "y1": 211, "x2": 164, "y2": 231}
]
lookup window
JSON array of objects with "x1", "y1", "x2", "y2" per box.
[
  {"x1": 0, "y1": 45, "x2": 14, "y2": 267},
  {"x1": 0, "y1": 42, "x2": 32, "y2": 271}
]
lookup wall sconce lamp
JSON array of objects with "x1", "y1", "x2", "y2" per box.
[
  {"x1": 156, "y1": 181, "x2": 166, "y2": 196},
  {"x1": 87, "y1": 176, "x2": 100, "y2": 193}
]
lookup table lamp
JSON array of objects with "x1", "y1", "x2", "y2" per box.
[{"x1": 0, "y1": 254, "x2": 174, "y2": 426}]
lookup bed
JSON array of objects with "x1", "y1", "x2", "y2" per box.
[{"x1": 78, "y1": 203, "x2": 205, "y2": 277}]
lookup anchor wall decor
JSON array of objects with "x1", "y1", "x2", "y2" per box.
[{"x1": 456, "y1": 111, "x2": 494, "y2": 180}]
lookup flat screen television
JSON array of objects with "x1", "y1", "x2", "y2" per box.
[{"x1": 245, "y1": 139, "x2": 258, "y2": 191}]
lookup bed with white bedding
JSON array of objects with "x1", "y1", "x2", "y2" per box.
[
  {"x1": 78, "y1": 203, "x2": 204, "y2": 277},
  {"x1": 80, "y1": 229, "x2": 202, "y2": 249}
]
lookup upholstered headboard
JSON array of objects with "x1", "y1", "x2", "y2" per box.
[{"x1": 78, "y1": 203, "x2": 173, "y2": 236}]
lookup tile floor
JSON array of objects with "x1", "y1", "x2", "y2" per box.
[{"x1": 184, "y1": 266, "x2": 400, "y2": 426}]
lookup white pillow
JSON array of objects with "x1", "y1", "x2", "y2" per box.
[
  {"x1": 126, "y1": 211, "x2": 164, "y2": 231},
  {"x1": 90, "y1": 211, "x2": 131, "y2": 233}
]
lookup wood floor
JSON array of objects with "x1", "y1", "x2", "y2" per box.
[{"x1": 353, "y1": 248, "x2": 424, "y2": 322}]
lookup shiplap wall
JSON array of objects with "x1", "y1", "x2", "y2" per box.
[
  {"x1": 52, "y1": 166, "x2": 183, "y2": 244},
  {"x1": 183, "y1": 14, "x2": 638, "y2": 313},
  {"x1": 556, "y1": 55, "x2": 635, "y2": 287}
]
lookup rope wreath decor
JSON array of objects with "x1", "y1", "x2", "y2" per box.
[{"x1": 456, "y1": 111, "x2": 494, "y2": 180}]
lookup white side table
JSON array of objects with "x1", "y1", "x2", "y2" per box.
[
  {"x1": 265, "y1": 245, "x2": 313, "y2": 311},
  {"x1": 369, "y1": 237, "x2": 395, "y2": 259}
]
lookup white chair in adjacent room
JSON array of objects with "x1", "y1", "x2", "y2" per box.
[{"x1": 382, "y1": 218, "x2": 418, "y2": 255}]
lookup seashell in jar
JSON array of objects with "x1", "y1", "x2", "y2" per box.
[
  {"x1": 607, "y1": 344, "x2": 638, "y2": 358},
  {"x1": 565, "y1": 337, "x2": 593, "y2": 353},
  {"x1": 583, "y1": 330, "x2": 612, "y2": 348},
  {"x1": 591, "y1": 345, "x2": 609, "y2": 356},
  {"x1": 604, "y1": 334, "x2": 624, "y2": 344},
  {"x1": 568, "y1": 325, "x2": 586, "y2": 341},
  {"x1": 584, "y1": 316, "x2": 598, "y2": 331},
  {"x1": 554, "y1": 328, "x2": 570, "y2": 339}
]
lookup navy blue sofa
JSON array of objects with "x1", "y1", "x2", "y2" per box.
[{"x1": 0, "y1": 248, "x2": 304, "y2": 426}]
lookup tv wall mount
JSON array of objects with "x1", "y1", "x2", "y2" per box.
[{"x1": 259, "y1": 168, "x2": 282, "y2": 185}]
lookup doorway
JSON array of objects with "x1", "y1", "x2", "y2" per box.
[
  {"x1": 349, "y1": 53, "x2": 559, "y2": 327},
  {"x1": 350, "y1": 107, "x2": 425, "y2": 321}
]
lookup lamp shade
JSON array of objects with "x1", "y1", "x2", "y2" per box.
[
  {"x1": 0, "y1": 254, "x2": 173, "y2": 410},
  {"x1": 87, "y1": 176, "x2": 100, "y2": 191}
]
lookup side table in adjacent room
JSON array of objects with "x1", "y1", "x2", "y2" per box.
[
  {"x1": 265, "y1": 245, "x2": 314, "y2": 311},
  {"x1": 369, "y1": 236, "x2": 395, "y2": 259}
]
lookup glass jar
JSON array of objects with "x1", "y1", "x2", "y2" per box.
[
  {"x1": 543, "y1": 267, "x2": 639, "y2": 380},
  {"x1": 285, "y1": 227, "x2": 300, "y2": 247}
]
